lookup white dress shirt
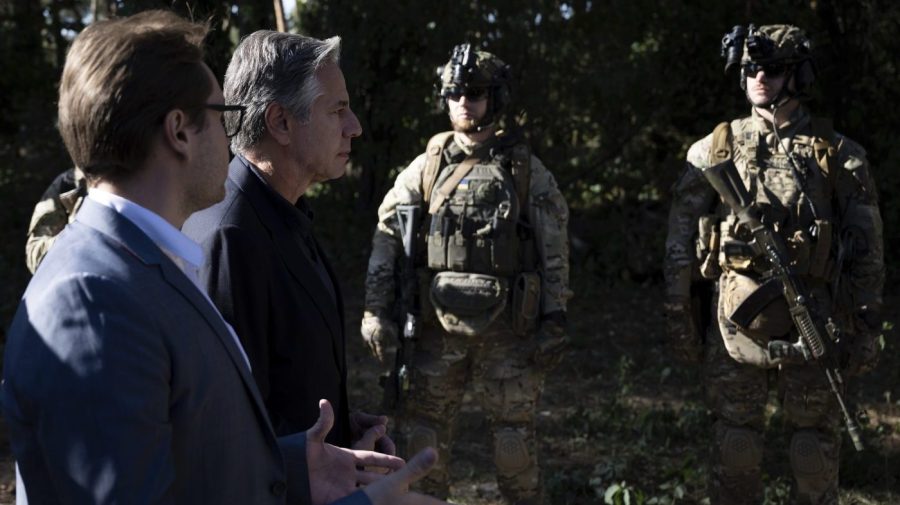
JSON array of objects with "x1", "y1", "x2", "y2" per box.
[{"x1": 87, "y1": 189, "x2": 252, "y2": 371}]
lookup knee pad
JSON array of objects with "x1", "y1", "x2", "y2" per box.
[
  {"x1": 407, "y1": 425, "x2": 438, "y2": 457},
  {"x1": 790, "y1": 431, "x2": 837, "y2": 503},
  {"x1": 790, "y1": 431, "x2": 827, "y2": 476},
  {"x1": 493, "y1": 428, "x2": 531, "y2": 475},
  {"x1": 720, "y1": 426, "x2": 763, "y2": 473}
]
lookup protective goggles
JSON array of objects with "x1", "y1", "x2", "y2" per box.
[
  {"x1": 443, "y1": 87, "x2": 488, "y2": 101},
  {"x1": 742, "y1": 61, "x2": 788, "y2": 78}
]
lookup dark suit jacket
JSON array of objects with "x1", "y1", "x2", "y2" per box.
[
  {"x1": 183, "y1": 156, "x2": 352, "y2": 446},
  {"x1": 1, "y1": 199, "x2": 367, "y2": 504}
]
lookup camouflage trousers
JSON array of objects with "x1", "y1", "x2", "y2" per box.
[
  {"x1": 395, "y1": 321, "x2": 544, "y2": 505},
  {"x1": 704, "y1": 314, "x2": 842, "y2": 505}
]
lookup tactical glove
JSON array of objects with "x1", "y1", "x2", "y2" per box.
[
  {"x1": 664, "y1": 295, "x2": 703, "y2": 364},
  {"x1": 534, "y1": 311, "x2": 570, "y2": 371},
  {"x1": 361, "y1": 309, "x2": 397, "y2": 364}
]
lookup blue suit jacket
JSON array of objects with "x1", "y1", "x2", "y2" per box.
[{"x1": 2, "y1": 199, "x2": 368, "y2": 505}]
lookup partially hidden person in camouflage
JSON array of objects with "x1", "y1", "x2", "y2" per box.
[
  {"x1": 361, "y1": 44, "x2": 572, "y2": 505},
  {"x1": 25, "y1": 166, "x2": 87, "y2": 273},
  {"x1": 665, "y1": 25, "x2": 884, "y2": 505}
]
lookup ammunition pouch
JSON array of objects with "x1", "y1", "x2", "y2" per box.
[
  {"x1": 785, "y1": 220, "x2": 834, "y2": 280},
  {"x1": 511, "y1": 272, "x2": 541, "y2": 335},
  {"x1": 429, "y1": 272, "x2": 508, "y2": 336}
]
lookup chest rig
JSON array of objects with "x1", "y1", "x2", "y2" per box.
[
  {"x1": 418, "y1": 131, "x2": 538, "y2": 336},
  {"x1": 710, "y1": 116, "x2": 839, "y2": 282},
  {"x1": 704, "y1": 117, "x2": 842, "y2": 366},
  {"x1": 422, "y1": 132, "x2": 531, "y2": 277}
]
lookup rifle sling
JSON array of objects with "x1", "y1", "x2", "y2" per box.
[{"x1": 728, "y1": 277, "x2": 785, "y2": 329}]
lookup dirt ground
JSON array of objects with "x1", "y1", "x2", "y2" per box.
[{"x1": 0, "y1": 277, "x2": 897, "y2": 504}]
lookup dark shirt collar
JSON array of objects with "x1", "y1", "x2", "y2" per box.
[{"x1": 239, "y1": 154, "x2": 315, "y2": 234}]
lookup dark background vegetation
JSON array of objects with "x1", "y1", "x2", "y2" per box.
[{"x1": 0, "y1": 1, "x2": 898, "y2": 503}]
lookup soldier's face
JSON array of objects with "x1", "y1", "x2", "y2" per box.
[
  {"x1": 447, "y1": 91, "x2": 488, "y2": 133},
  {"x1": 745, "y1": 64, "x2": 788, "y2": 107}
]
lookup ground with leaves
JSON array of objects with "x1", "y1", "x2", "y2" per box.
[{"x1": 344, "y1": 274, "x2": 900, "y2": 505}]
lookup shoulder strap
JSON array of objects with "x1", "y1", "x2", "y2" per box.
[
  {"x1": 422, "y1": 131, "x2": 456, "y2": 204},
  {"x1": 510, "y1": 144, "x2": 531, "y2": 208},
  {"x1": 427, "y1": 143, "x2": 492, "y2": 215},
  {"x1": 710, "y1": 122, "x2": 733, "y2": 164},
  {"x1": 810, "y1": 117, "x2": 839, "y2": 180}
]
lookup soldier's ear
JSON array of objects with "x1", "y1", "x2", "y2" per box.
[{"x1": 264, "y1": 101, "x2": 293, "y2": 146}]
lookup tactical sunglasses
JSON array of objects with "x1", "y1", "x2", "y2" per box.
[
  {"x1": 445, "y1": 88, "x2": 488, "y2": 101},
  {"x1": 742, "y1": 62, "x2": 788, "y2": 78}
]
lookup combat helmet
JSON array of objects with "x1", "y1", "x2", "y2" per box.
[
  {"x1": 721, "y1": 24, "x2": 815, "y2": 99},
  {"x1": 437, "y1": 44, "x2": 511, "y2": 128}
]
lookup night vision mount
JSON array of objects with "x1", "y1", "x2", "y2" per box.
[{"x1": 721, "y1": 24, "x2": 777, "y2": 73}]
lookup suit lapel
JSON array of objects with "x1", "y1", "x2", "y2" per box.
[
  {"x1": 76, "y1": 199, "x2": 277, "y2": 435},
  {"x1": 229, "y1": 158, "x2": 346, "y2": 372}
]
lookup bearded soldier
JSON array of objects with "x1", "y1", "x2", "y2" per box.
[
  {"x1": 361, "y1": 44, "x2": 571, "y2": 504},
  {"x1": 664, "y1": 25, "x2": 884, "y2": 504}
]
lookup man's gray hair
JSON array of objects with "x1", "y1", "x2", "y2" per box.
[{"x1": 224, "y1": 31, "x2": 341, "y2": 154}]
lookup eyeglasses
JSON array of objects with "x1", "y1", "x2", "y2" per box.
[
  {"x1": 205, "y1": 104, "x2": 246, "y2": 138},
  {"x1": 742, "y1": 62, "x2": 788, "y2": 78},
  {"x1": 444, "y1": 88, "x2": 488, "y2": 101}
]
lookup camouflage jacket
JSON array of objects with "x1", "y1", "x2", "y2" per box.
[
  {"x1": 365, "y1": 131, "x2": 572, "y2": 317},
  {"x1": 26, "y1": 167, "x2": 87, "y2": 274},
  {"x1": 665, "y1": 106, "x2": 884, "y2": 332}
]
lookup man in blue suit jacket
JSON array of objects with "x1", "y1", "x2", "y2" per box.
[{"x1": 1, "y1": 10, "x2": 440, "y2": 505}]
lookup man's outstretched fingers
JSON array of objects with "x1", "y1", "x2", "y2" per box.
[
  {"x1": 396, "y1": 447, "x2": 438, "y2": 487},
  {"x1": 307, "y1": 399, "x2": 334, "y2": 444},
  {"x1": 362, "y1": 448, "x2": 441, "y2": 505},
  {"x1": 352, "y1": 449, "x2": 405, "y2": 472},
  {"x1": 353, "y1": 423, "x2": 386, "y2": 451}
]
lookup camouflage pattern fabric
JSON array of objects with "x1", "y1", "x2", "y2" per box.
[
  {"x1": 665, "y1": 106, "x2": 883, "y2": 505},
  {"x1": 25, "y1": 167, "x2": 87, "y2": 274},
  {"x1": 364, "y1": 131, "x2": 570, "y2": 504},
  {"x1": 399, "y1": 322, "x2": 542, "y2": 503},
  {"x1": 743, "y1": 24, "x2": 811, "y2": 64},
  {"x1": 365, "y1": 132, "x2": 572, "y2": 316}
]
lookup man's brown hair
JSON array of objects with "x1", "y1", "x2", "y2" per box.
[{"x1": 58, "y1": 10, "x2": 211, "y2": 181}]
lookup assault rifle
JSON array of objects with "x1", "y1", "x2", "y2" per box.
[
  {"x1": 703, "y1": 160, "x2": 865, "y2": 452},
  {"x1": 386, "y1": 204, "x2": 421, "y2": 411}
]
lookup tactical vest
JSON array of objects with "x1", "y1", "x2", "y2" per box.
[
  {"x1": 419, "y1": 131, "x2": 538, "y2": 336},
  {"x1": 705, "y1": 117, "x2": 841, "y2": 367},
  {"x1": 422, "y1": 132, "x2": 531, "y2": 276},
  {"x1": 704, "y1": 116, "x2": 839, "y2": 282}
]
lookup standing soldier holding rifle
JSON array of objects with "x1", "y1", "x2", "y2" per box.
[
  {"x1": 664, "y1": 24, "x2": 884, "y2": 505},
  {"x1": 361, "y1": 44, "x2": 571, "y2": 504}
]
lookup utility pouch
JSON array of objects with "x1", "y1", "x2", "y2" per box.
[
  {"x1": 808, "y1": 219, "x2": 832, "y2": 279},
  {"x1": 698, "y1": 214, "x2": 722, "y2": 279},
  {"x1": 447, "y1": 224, "x2": 468, "y2": 271},
  {"x1": 430, "y1": 272, "x2": 508, "y2": 336},
  {"x1": 786, "y1": 229, "x2": 812, "y2": 276},
  {"x1": 721, "y1": 240, "x2": 756, "y2": 271},
  {"x1": 427, "y1": 211, "x2": 453, "y2": 270},
  {"x1": 511, "y1": 272, "x2": 541, "y2": 336}
]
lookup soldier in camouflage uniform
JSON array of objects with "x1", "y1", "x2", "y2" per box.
[
  {"x1": 665, "y1": 25, "x2": 883, "y2": 504},
  {"x1": 361, "y1": 44, "x2": 571, "y2": 504},
  {"x1": 25, "y1": 167, "x2": 87, "y2": 273}
]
